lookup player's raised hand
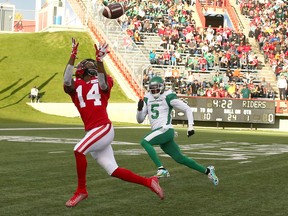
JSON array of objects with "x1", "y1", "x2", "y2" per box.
[
  {"x1": 137, "y1": 99, "x2": 144, "y2": 111},
  {"x1": 94, "y1": 42, "x2": 110, "y2": 62},
  {"x1": 71, "y1": 37, "x2": 79, "y2": 59},
  {"x1": 187, "y1": 126, "x2": 195, "y2": 137}
]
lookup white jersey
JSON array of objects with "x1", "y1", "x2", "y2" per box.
[{"x1": 136, "y1": 90, "x2": 194, "y2": 130}]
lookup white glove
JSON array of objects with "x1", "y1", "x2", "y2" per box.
[
  {"x1": 94, "y1": 42, "x2": 110, "y2": 62},
  {"x1": 187, "y1": 126, "x2": 195, "y2": 137},
  {"x1": 174, "y1": 131, "x2": 178, "y2": 138}
]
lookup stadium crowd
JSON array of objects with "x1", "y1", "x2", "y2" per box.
[{"x1": 116, "y1": 0, "x2": 287, "y2": 100}]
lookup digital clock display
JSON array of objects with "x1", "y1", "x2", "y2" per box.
[{"x1": 174, "y1": 97, "x2": 275, "y2": 124}]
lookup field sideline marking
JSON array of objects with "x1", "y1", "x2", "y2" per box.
[{"x1": 1, "y1": 135, "x2": 288, "y2": 163}]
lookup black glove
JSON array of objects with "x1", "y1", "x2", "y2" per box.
[
  {"x1": 138, "y1": 99, "x2": 144, "y2": 111},
  {"x1": 187, "y1": 128, "x2": 195, "y2": 137}
]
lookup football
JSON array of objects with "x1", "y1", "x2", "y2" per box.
[{"x1": 102, "y1": 3, "x2": 125, "y2": 19}]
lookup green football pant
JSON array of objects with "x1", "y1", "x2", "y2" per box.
[{"x1": 140, "y1": 127, "x2": 206, "y2": 174}]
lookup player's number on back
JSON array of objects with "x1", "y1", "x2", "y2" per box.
[
  {"x1": 76, "y1": 84, "x2": 101, "y2": 108},
  {"x1": 151, "y1": 104, "x2": 159, "y2": 119}
]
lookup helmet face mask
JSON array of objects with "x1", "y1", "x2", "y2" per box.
[
  {"x1": 75, "y1": 59, "x2": 97, "y2": 78},
  {"x1": 149, "y1": 76, "x2": 165, "y2": 99}
]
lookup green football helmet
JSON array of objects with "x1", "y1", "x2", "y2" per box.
[{"x1": 149, "y1": 76, "x2": 165, "y2": 99}]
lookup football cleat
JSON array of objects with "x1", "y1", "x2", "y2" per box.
[
  {"x1": 65, "y1": 192, "x2": 88, "y2": 207},
  {"x1": 149, "y1": 176, "x2": 164, "y2": 200},
  {"x1": 156, "y1": 168, "x2": 170, "y2": 178},
  {"x1": 207, "y1": 166, "x2": 219, "y2": 186}
]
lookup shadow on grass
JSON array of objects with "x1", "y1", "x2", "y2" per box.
[
  {"x1": 0, "y1": 73, "x2": 58, "y2": 109},
  {"x1": 0, "y1": 78, "x2": 23, "y2": 95}
]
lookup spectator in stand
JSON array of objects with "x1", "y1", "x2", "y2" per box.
[
  {"x1": 212, "y1": 71, "x2": 222, "y2": 84},
  {"x1": 197, "y1": 84, "x2": 206, "y2": 96},
  {"x1": 142, "y1": 19, "x2": 152, "y2": 33},
  {"x1": 239, "y1": 52, "x2": 248, "y2": 69},
  {"x1": 226, "y1": 68, "x2": 233, "y2": 81},
  {"x1": 160, "y1": 37, "x2": 168, "y2": 49},
  {"x1": 199, "y1": 55, "x2": 208, "y2": 71},
  {"x1": 201, "y1": 42, "x2": 209, "y2": 55},
  {"x1": 157, "y1": 53, "x2": 164, "y2": 65},
  {"x1": 163, "y1": 50, "x2": 171, "y2": 65},
  {"x1": 212, "y1": 83, "x2": 220, "y2": 97},
  {"x1": 218, "y1": 86, "x2": 228, "y2": 98},
  {"x1": 241, "y1": 84, "x2": 251, "y2": 99},
  {"x1": 205, "y1": 84, "x2": 214, "y2": 97},
  {"x1": 248, "y1": 53, "x2": 259, "y2": 70},
  {"x1": 149, "y1": 50, "x2": 157, "y2": 64},
  {"x1": 267, "y1": 83, "x2": 276, "y2": 99},
  {"x1": 230, "y1": 52, "x2": 240, "y2": 68},
  {"x1": 227, "y1": 81, "x2": 237, "y2": 98},
  {"x1": 248, "y1": 80, "x2": 256, "y2": 96},
  {"x1": 185, "y1": 55, "x2": 194, "y2": 71},
  {"x1": 134, "y1": 30, "x2": 143, "y2": 44},
  {"x1": 172, "y1": 67, "x2": 180, "y2": 79},
  {"x1": 259, "y1": 84, "x2": 267, "y2": 98},
  {"x1": 243, "y1": 71, "x2": 254, "y2": 84},
  {"x1": 190, "y1": 79, "x2": 200, "y2": 96},
  {"x1": 232, "y1": 67, "x2": 243, "y2": 82},
  {"x1": 220, "y1": 52, "x2": 229, "y2": 68},
  {"x1": 277, "y1": 74, "x2": 287, "y2": 100},
  {"x1": 253, "y1": 84, "x2": 261, "y2": 98},
  {"x1": 185, "y1": 69, "x2": 192, "y2": 82},
  {"x1": 222, "y1": 72, "x2": 230, "y2": 86},
  {"x1": 205, "y1": 52, "x2": 214, "y2": 69}
]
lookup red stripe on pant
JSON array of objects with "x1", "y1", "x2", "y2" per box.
[{"x1": 76, "y1": 124, "x2": 111, "y2": 154}]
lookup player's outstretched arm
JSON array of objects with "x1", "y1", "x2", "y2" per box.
[
  {"x1": 63, "y1": 37, "x2": 78, "y2": 93},
  {"x1": 171, "y1": 98, "x2": 195, "y2": 137},
  {"x1": 95, "y1": 42, "x2": 110, "y2": 92}
]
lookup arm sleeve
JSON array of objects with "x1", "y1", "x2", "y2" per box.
[
  {"x1": 170, "y1": 98, "x2": 194, "y2": 127},
  {"x1": 97, "y1": 73, "x2": 108, "y2": 91},
  {"x1": 63, "y1": 64, "x2": 74, "y2": 86}
]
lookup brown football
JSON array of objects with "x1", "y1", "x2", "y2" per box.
[{"x1": 102, "y1": 3, "x2": 125, "y2": 19}]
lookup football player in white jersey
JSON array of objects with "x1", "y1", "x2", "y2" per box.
[{"x1": 136, "y1": 76, "x2": 219, "y2": 186}]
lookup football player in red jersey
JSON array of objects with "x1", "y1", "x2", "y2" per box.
[{"x1": 63, "y1": 38, "x2": 164, "y2": 207}]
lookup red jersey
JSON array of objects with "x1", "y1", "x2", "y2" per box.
[{"x1": 67, "y1": 75, "x2": 113, "y2": 131}]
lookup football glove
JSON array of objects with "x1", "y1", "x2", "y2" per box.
[
  {"x1": 95, "y1": 42, "x2": 110, "y2": 62},
  {"x1": 137, "y1": 99, "x2": 144, "y2": 111},
  {"x1": 174, "y1": 131, "x2": 178, "y2": 138},
  {"x1": 187, "y1": 126, "x2": 195, "y2": 137},
  {"x1": 70, "y1": 37, "x2": 79, "y2": 59}
]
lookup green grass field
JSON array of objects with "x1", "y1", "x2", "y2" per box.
[
  {"x1": 1, "y1": 30, "x2": 288, "y2": 216},
  {"x1": 0, "y1": 32, "x2": 132, "y2": 124},
  {"x1": 0, "y1": 125, "x2": 287, "y2": 216}
]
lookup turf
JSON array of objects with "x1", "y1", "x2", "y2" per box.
[{"x1": 0, "y1": 126, "x2": 287, "y2": 216}]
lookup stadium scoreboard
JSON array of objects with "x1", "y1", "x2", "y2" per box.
[{"x1": 174, "y1": 97, "x2": 275, "y2": 124}]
